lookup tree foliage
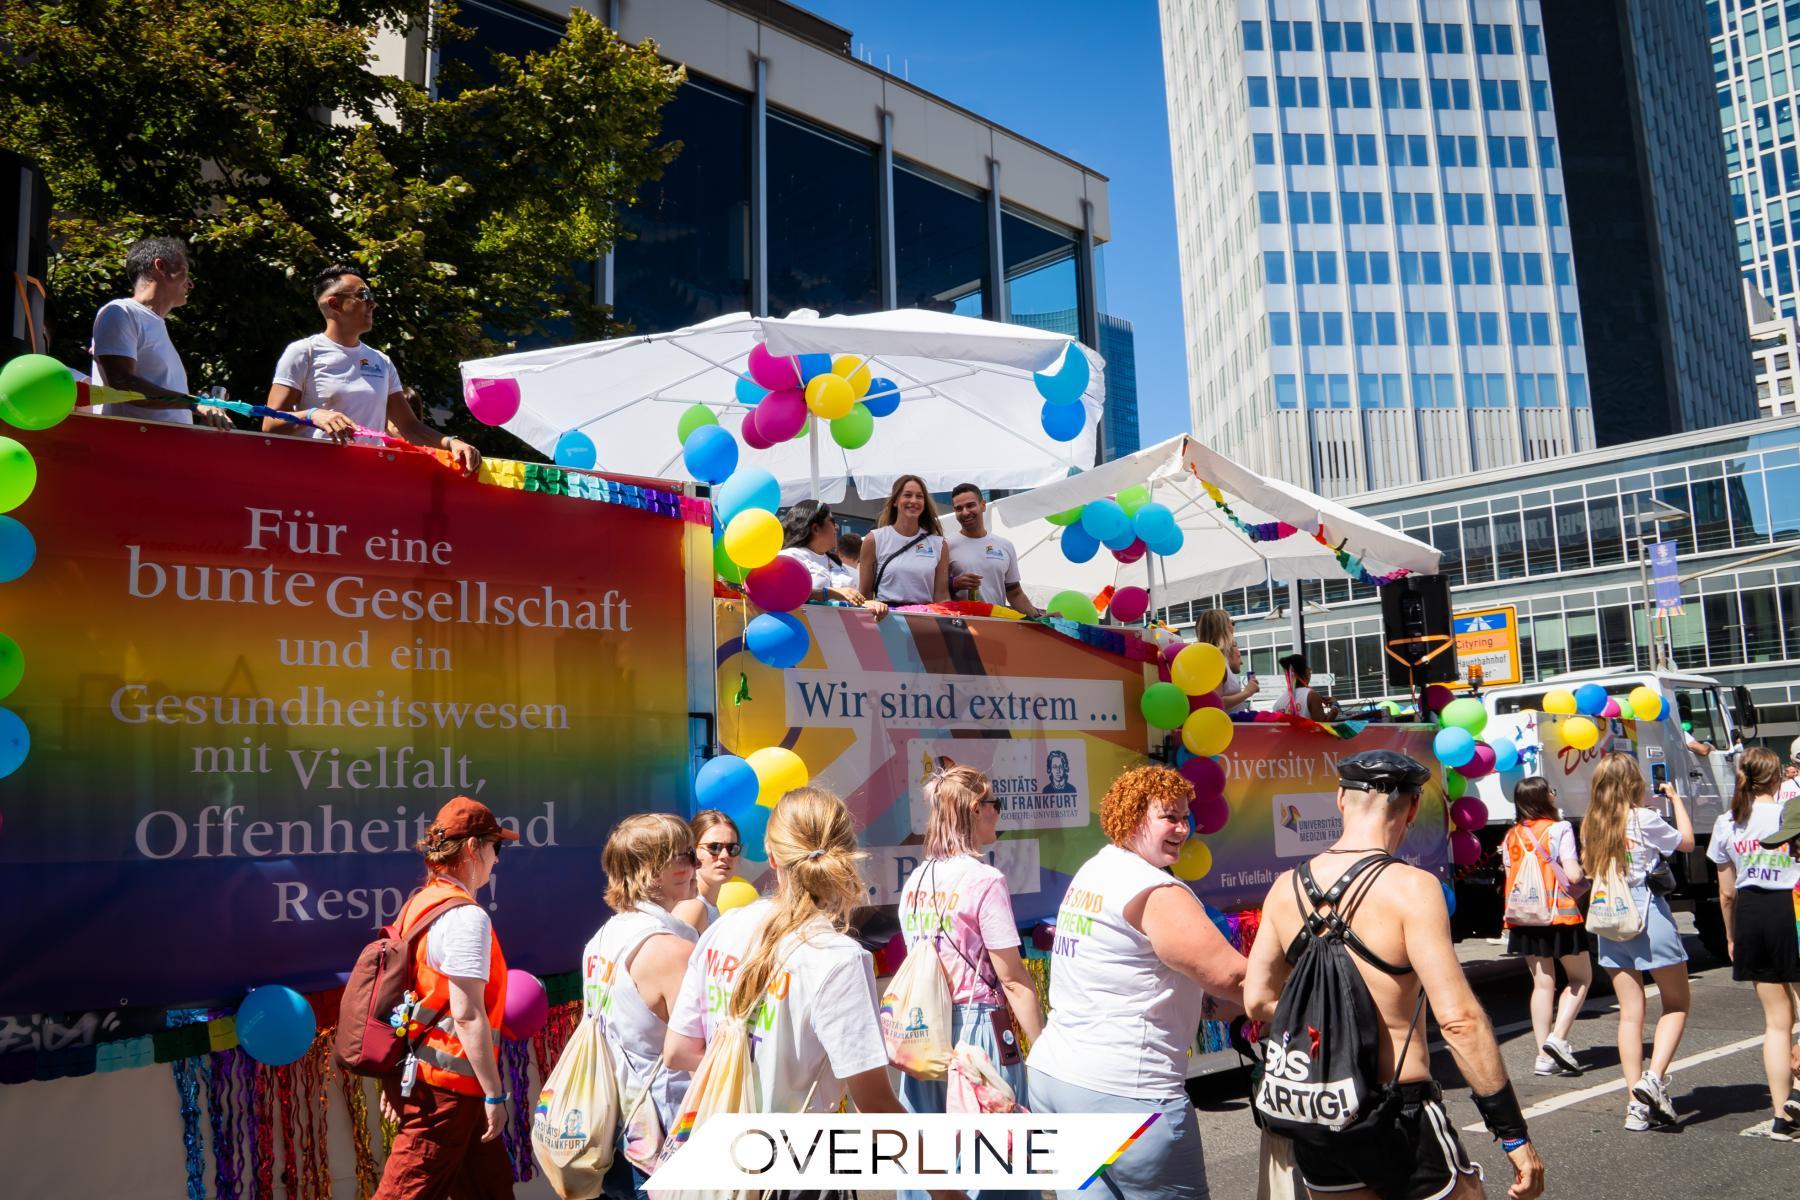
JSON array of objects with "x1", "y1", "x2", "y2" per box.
[{"x1": 1, "y1": 0, "x2": 682, "y2": 448}]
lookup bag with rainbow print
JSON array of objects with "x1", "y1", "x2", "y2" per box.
[
  {"x1": 530, "y1": 1016, "x2": 619, "y2": 1199},
  {"x1": 879, "y1": 937, "x2": 954, "y2": 1079}
]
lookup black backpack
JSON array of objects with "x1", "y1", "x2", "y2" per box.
[{"x1": 1251, "y1": 853, "x2": 1424, "y2": 1145}]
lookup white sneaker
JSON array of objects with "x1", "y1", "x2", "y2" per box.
[
  {"x1": 1542, "y1": 1036, "x2": 1581, "y2": 1074},
  {"x1": 1633, "y1": 1072, "x2": 1677, "y2": 1126},
  {"x1": 1625, "y1": 1101, "x2": 1651, "y2": 1132},
  {"x1": 1533, "y1": 1054, "x2": 1557, "y2": 1076}
]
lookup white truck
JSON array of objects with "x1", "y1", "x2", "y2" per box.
[{"x1": 1455, "y1": 668, "x2": 1760, "y2": 961}]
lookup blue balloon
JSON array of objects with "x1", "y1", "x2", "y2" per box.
[
  {"x1": 695, "y1": 754, "x2": 758, "y2": 812},
  {"x1": 1034, "y1": 345, "x2": 1091, "y2": 405},
  {"x1": 1145, "y1": 526, "x2": 1185, "y2": 557},
  {"x1": 715, "y1": 466, "x2": 780, "y2": 524},
  {"x1": 1434, "y1": 726, "x2": 1476, "y2": 769},
  {"x1": 1133, "y1": 502, "x2": 1176, "y2": 545},
  {"x1": 1060, "y1": 523, "x2": 1100, "y2": 564},
  {"x1": 1041, "y1": 399, "x2": 1085, "y2": 442},
  {"x1": 863, "y1": 378, "x2": 900, "y2": 417},
  {"x1": 553, "y1": 430, "x2": 597, "y2": 469},
  {"x1": 1101, "y1": 526, "x2": 1138, "y2": 552},
  {"x1": 735, "y1": 375, "x2": 767, "y2": 407},
  {"x1": 0, "y1": 516, "x2": 34, "y2": 583},
  {"x1": 682, "y1": 425, "x2": 739, "y2": 485},
  {"x1": 1575, "y1": 683, "x2": 1608, "y2": 717},
  {"x1": 0, "y1": 707, "x2": 27, "y2": 779},
  {"x1": 745, "y1": 612, "x2": 810, "y2": 669},
  {"x1": 1441, "y1": 880, "x2": 1457, "y2": 917},
  {"x1": 1080, "y1": 498, "x2": 1130, "y2": 542},
  {"x1": 735, "y1": 800, "x2": 771, "y2": 860},
  {"x1": 1489, "y1": 736, "x2": 1519, "y2": 773},
  {"x1": 797, "y1": 353, "x2": 833, "y2": 383},
  {"x1": 236, "y1": 985, "x2": 317, "y2": 1066}
]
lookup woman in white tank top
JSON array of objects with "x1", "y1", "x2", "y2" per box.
[
  {"x1": 672, "y1": 808, "x2": 741, "y2": 934},
  {"x1": 858, "y1": 474, "x2": 949, "y2": 605},
  {"x1": 1271, "y1": 653, "x2": 1339, "y2": 721},
  {"x1": 1027, "y1": 766, "x2": 1249, "y2": 1200},
  {"x1": 582, "y1": 814, "x2": 699, "y2": 1199}
]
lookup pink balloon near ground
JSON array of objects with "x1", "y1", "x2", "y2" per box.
[
  {"x1": 747, "y1": 343, "x2": 800, "y2": 391},
  {"x1": 1450, "y1": 796, "x2": 1489, "y2": 832},
  {"x1": 1424, "y1": 684, "x2": 1454, "y2": 713},
  {"x1": 1455, "y1": 742, "x2": 1497, "y2": 779},
  {"x1": 501, "y1": 969, "x2": 547, "y2": 1040},
  {"x1": 756, "y1": 388, "x2": 807, "y2": 441},
  {"x1": 1450, "y1": 829, "x2": 1483, "y2": 867},
  {"x1": 464, "y1": 377, "x2": 520, "y2": 426},
  {"x1": 745, "y1": 555, "x2": 810, "y2": 611},
  {"x1": 1110, "y1": 586, "x2": 1149, "y2": 622}
]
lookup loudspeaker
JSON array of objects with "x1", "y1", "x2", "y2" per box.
[
  {"x1": 1, "y1": 151, "x2": 52, "y2": 360},
  {"x1": 1381, "y1": 574, "x2": 1458, "y2": 687}
]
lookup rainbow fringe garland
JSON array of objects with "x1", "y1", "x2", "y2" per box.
[
  {"x1": 1195, "y1": 476, "x2": 1411, "y2": 588},
  {"x1": 473, "y1": 458, "x2": 712, "y2": 526}
]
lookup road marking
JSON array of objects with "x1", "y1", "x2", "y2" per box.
[{"x1": 1460, "y1": 1035, "x2": 1766, "y2": 1131}]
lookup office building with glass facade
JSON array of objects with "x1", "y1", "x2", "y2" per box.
[
  {"x1": 389, "y1": 0, "x2": 1112, "y2": 390},
  {"x1": 1715, "y1": 0, "x2": 1800, "y2": 319},
  {"x1": 1157, "y1": 412, "x2": 1800, "y2": 754}
]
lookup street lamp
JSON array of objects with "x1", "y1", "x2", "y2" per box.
[{"x1": 1628, "y1": 495, "x2": 1688, "y2": 671}]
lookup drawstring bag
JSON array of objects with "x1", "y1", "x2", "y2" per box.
[
  {"x1": 880, "y1": 936, "x2": 955, "y2": 1080},
  {"x1": 646, "y1": 1015, "x2": 759, "y2": 1200},
  {"x1": 1502, "y1": 824, "x2": 1557, "y2": 927},
  {"x1": 618, "y1": 1054, "x2": 667, "y2": 1171},
  {"x1": 946, "y1": 1043, "x2": 1023, "y2": 1115},
  {"x1": 531, "y1": 1017, "x2": 620, "y2": 1199},
  {"x1": 1586, "y1": 860, "x2": 1644, "y2": 941}
]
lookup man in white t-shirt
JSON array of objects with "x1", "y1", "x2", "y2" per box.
[
  {"x1": 88, "y1": 237, "x2": 232, "y2": 429},
  {"x1": 946, "y1": 483, "x2": 1039, "y2": 615},
  {"x1": 263, "y1": 267, "x2": 480, "y2": 471}
]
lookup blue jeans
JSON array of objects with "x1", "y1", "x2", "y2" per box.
[
  {"x1": 1026, "y1": 1067, "x2": 1210, "y2": 1200},
  {"x1": 897, "y1": 1002, "x2": 1034, "y2": 1200}
]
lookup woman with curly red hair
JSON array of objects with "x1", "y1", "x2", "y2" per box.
[{"x1": 1026, "y1": 765, "x2": 1247, "y2": 1198}]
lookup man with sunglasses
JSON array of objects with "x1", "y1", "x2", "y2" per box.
[
  {"x1": 264, "y1": 266, "x2": 480, "y2": 471},
  {"x1": 89, "y1": 236, "x2": 234, "y2": 429}
]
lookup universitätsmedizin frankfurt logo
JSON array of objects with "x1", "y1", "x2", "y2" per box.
[{"x1": 645, "y1": 1112, "x2": 1157, "y2": 1192}]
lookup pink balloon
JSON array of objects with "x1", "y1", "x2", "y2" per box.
[
  {"x1": 756, "y1": 388, "x2": 807, "y2": 441},
  {"x1": 1190, "y1": 690, "x2": 1223, "y2": 712},
  {"x1": 1179, "y1": 754, "x2": 1225, "y2": 800},
  {"x1": 501, "y1": 969, "x2": 547, "y2": 1040},
  {"x1": 1424, "y1": 684, "x2": 1454, "y2": 714},
  {"x1": 745, "y1": 555, "x2": 811, "y2": 612},
  {"x1": 1454, "y1": 743, "x2": 1497, "y2": 779},
  {"x1": 1161, "y1": 640, "x2": 1190, "y2": 666},
  {"x1": 1450, "y1": 829, "x2": 1483, "y2": 868},
  {"x1": 464, "y1": 377, "x2": 520, "y2": 426},
  {"x1": 1450, "y1": 796, "x2": 1489, "y2": 832},
  {"x1": 740, "y1": 405, "x2": 775, "y2": 450},
  {"x1": 1602, "y1": 697, "x2": 1621, "y2": 718},
  {"x1": 1112, "y1": 538, "x2": 1148, "y2": 565},
  {"x1": 1111, "y1": 586, "x2": 1150, "y2": 622},
  {"x1": 1190, "y1": 790, "x2": 1230, "y2": 835},
  {"x1": 747, "y1": 343, "x2": 800, "y2": 391}
]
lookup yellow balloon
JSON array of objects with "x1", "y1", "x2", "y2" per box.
[
  {"x1": 804, "y1": 373, "x2": 854, "y2": 419},
  {"x1": 1542, "y1": 689, "x2": 1577, "y2": 715},
  {"x1": 723, "y1": 509, "x2": 782, "y2": 569},
  {"x1": 831, "y1": 355, "x2": 872, "y2": 399},
  {"x1": 1171, "y1": 642, "x2": 1227, "y2": 696},
  {"x1": 1172, "y1": 839, "x2": 1213, "y2": 881},
  {"x1": 717, "y1": 878, "x2": 760, "y2": 913},
  {"x1": 747, "y1": 746, "x2": 808, "y2": 808},
  {"x1": 1562, "y1": 716, "x2": 1600, "y2": 751},
  {"x1": 1628, "y1": 685, "x2": 1664, "y2": 721},
  {"x1": 1182, "y1": 707, "x2": 1234, "y2": 757}
]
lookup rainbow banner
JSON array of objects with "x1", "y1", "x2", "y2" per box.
[
  {"x1": 715, "y1": 601, "x2": 1447, "y2": 922},
  {"x1": 0, "y1": 418, "x2": 690, "y2": 1013}
]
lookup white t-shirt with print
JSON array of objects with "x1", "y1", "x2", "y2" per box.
[
  {"x1": 1619, "y1": 809, "x2": 1684, "y2": 888},
  {"x1": 780, "y1": 546, "x2": 856, "y2": 595},
  {"x1": 867, "y1": 526, "x2": 944, "y2": 604},
  {"x1": 273, "y1": 334, "x2": 401, "y2": 443},
  {"x1": 946, "y1": 530, "x2": 1021, "y2": 606},
  {"x1": 1707, "y1": 802, "x2": 1800, "y2": 891},
  {"x1": 668, "y1": 899, "x2": 888, "y2": 1113},
  {"x1": 90, "y1": 298, "x2": 193, "y2": 425},
  {"x1": 424, "y1": 879, "x2": 492, "y2": 980},
  {"x1": 897, "y1": 855, "x2": 1021, "y2": 1004}
]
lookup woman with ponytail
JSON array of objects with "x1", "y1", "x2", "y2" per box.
[{"x1": 1705, "y1": 746, "x2": 1800, "y2": 1138}]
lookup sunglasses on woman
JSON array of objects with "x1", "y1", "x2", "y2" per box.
[
  {"x1": 698, "y1": 841, "x2": 742, "y2": 858},
  {"x1": 674, "y1": 848, "x2": 700, "y2": 868}
]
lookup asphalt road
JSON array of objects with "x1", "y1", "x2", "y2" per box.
[{"x1": 1189, "y1": 924, "x2": 1799, "y2": 1197}]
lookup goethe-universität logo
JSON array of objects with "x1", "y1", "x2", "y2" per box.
[{"x1": 646, "y1": 1112, "x2": 1156, "y2": 1190}]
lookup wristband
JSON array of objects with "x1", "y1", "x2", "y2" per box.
[
  {"x1": 1471, "y1": 1081, "x2": 1528, "y2": 1142},
  {"x1": 1500, "y1": 1136, "x2": 1529, "y2": 1154},
  {"x1": 483, "y1": 1093, "x2": 509, "y2": 1106}
]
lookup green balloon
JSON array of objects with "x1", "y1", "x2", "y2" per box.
[
  {"x1": 0, "y1": 632, "x2": 20, "y2": 701},
  {"x1": 1440, "y1": 697, "x2": 1487, "y2": 736},
  {"x1": 678, "y1": 403, "x2": 719, "y2": 445},
  {"x1": 830, "y1": 404, "x2": 874, "y2": 450},
  {"x1": 792, "y1": 417, "x2": 810, "y2": 441},
  {"x1": 1615, "y1": 697, "x2": 1636, "y2": 721},
  {"x1": 0, "y1": 354, "x2": 76, "y2": 431},
  {"x1": 1379, "y1": 700, "x2": 1402, "y2": 716},
  {"x1": 1117, "y1": 485, "x2": 1153, "y2": 517},
  {"x1": 714, "y1": 538, "x2": 750, "y2": 584},
  {"x1": 1446, "y1": 771, "x2": 1467, "y2": 801},
  {"x1": 0, "y1": 437, "x2": 36, "y2": 513},
  {"x1": 1141, "y1": 682, "x2": 1190, "y2": 730},
  {"x1": 1046, "y1": 506, "x2": 1085, "y2": 527},
  {"x1": 1047, "y1": 589, "x2": 1099, "y2": 625}
]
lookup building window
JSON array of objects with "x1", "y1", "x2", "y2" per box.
[
  {"x1": 1259, "y1": 191, "x2": 1282, "y2": 224},
  {"x1": 1002, "y1": 207, "x2": 1079, "y2": 328},
  {"x1": 1275, "y1": 374, "x2": 1298, "y2": 408},
  {"x1": 1254, "y1": 133, "x2": 1276, "y2": 164},
  {"x1": 1243, "y1": 19, "x2": 1264, "y2": 50},
  {"x1": 1374, "y1": 22, "x2": 1417, "y2": 53},
  {"x1": 768, "y1": 112, "x2": 880, "y2": 318},
  {"x1": 1270, "y1": 311, "x2": 1293, "y2": 344},
  {"x1": 1265, "y1": 249, "x2": 1288, "y2": 282},
  {"x1": 1430, "y1": 77, "x2": 1472, "y2": 110},
  {"x1": 1248, "y1": 76, "x2": 1271, "y2": 106},
  {"x1": 894, "y1": 162, "x2": 987, "y2": 317}
]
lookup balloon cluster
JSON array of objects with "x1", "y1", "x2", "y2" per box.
[
  {"x1": 1138, "y1": 641, "x2": 1236, "y2": 880},
  {"x1": 1043, "y1": 487, "x2": 1182, "y2": 629},
  {"x1": 692, "y1": 748, "x2": 803, "y2": 863},
  {"x1": 1540, "y1": 683, "x2": 1663, "y2": 751},
  {"x1": 737, "y1": 345, "x2": 900, "y2": 452},
  {"x1": 1420, "y1": 687, "x2": 1516, "y2": 867},
  {"x1": 1031, "y1": 345, "x2": 1092, "y2": 442}
]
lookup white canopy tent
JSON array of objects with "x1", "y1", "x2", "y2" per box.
[
  {"x1": 459, "y1": 308, "x2": 1105, "y2": 505},
  {"x1": 987, "y1": 434, "x2": 1441, "y2": 609}
]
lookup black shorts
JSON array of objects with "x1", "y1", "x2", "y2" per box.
[
  {"x1": 1732, "y1": 886, "x2": 1800, "y2": 983},
  {"x1": 1506, "y1": 923, "x2": 1589, "y2": 960},
  {"x1": 1291, "y1": 1082, "x2": 1483, "y2": 1200}
]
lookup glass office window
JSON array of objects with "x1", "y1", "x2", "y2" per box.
[
  {"x1": 1655, "y1": 477, "x2": 1696, "y2": 554},
  {"x1": 437, "y1": 0, "x2": 561, "y2": 87},
  {"x1": 1555, "y1": 502, "x2": 1591, "y2": 570},
  {"x1": 1432, "y1": 519, "x2": 1463, "y2": 586},
  {"x1": 894, "y1": 162, "x2": 987, "y2": 316},
  {"x1": 1781, "y1": 582, "x2": 1800, "y2": 658},
  {"x1": 1462, "y1": 516, "x2": 1494, "y2": 583},
  {"x1": 1533, "y1": 614, "x2": 1567, "y2": 676},
  {"x1": 1728, "y1": 463, "x2": 1770, "y2": 545},
  {"x1": 1703, "y1": 593, "x2": 1742, "y2": 665},
  {"x1": 613, "y1": 79, "x2": 753, "y2": 335},
  {"x1": 1493, "y1": 511, "x2": 1525, "y2": 579},
  {"x1": 1588, "y1": 494, "x2": 1625, "y2": 565},
  {"x1": 1667, "y1": 603, "x2": 1706, "y2": 670},
  {"x1": 1355, "y1": 633, "x2": 1384, "y2": 697},
  {"x1": 767, "y1": 112, "x2": 879, "y2": 317},
  {"x1": 1768, "y1": 464, "x2": 1800, "y2": 539},
  {"x1": 1690, "y1": 474, "x2": 1731, "y2": 552},
  {"x1": 1003, "y1": 208, "x2": 1079, "y2": 325},
  {"x1": 1742, "y1": 587, "x2": 1782, "y2": 661},
  {"x1": 1523, "y1": 504, "x2": 1556, "y2": 573},
  {"x1": 1600, "y1": 605, "x2": 1636, "y2": 668},
  {"x1": 1567, "y1": 610, "x2": 1601, "y2": 672}
]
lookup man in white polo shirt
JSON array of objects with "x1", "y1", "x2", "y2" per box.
[
  {"x1": 946, "y1": 483, "x2": 1039, "y2": 616},
  {"x1": 263, "y1": 266, "x2": 480, "y2": 471},
  {"x1": 89, "y1": 236, "x2": 232, "y2": 428}
]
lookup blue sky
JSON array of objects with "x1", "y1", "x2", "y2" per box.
[{"x1": 797, "y1": 0, "x2": 1190, "y2": 447}]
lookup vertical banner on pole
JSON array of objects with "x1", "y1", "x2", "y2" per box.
[{"x1": 1649, "y1": 540, "x2": 1684, "y2": 613}]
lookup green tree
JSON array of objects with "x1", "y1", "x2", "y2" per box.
[{"x1": 1, "y1": 0, "x2": 681, "y2": 452}]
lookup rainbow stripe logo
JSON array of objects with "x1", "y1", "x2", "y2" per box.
[
  {"x1": 668, "y1": 1108, "x2": 698, "y2": 1145},
  {"x1": 1077, "y1": 1111, "x2": 1160, "y2": 1191}
]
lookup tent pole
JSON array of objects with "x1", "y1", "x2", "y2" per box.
[
  {"x1": 1289, "y1": 579, "x2": 1305, "y2": 657},
  {"x1": 808, "y1": 420, "x2": 820, "y2": 498}
]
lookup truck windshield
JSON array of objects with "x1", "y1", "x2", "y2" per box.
[{"x1": 1674, "y1": 688, "x2": 1726, "y2": 749}]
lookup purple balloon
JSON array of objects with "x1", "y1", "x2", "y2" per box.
[
  {"x1": 1450, "y1": 795, "x2": 1489, "y2": 832},
  {"x1": 1190, "y1": 791, "x2": 1230, "y2": 835},
  {"x1": 1111, "y1": 538, "x2": 1148, "y2": 564},
  {"x1": 744, "y1": 555, "x2": 811, "y2": 612},
  {"x1": 1450, "y1": 829, "x2": 1483, "y2": 867},
  {"x1": 756, "y1": 388, "x2": 807, "y2": 441},
  {"x1": 1190, "y1": 690, "x2": 1223, "y2": 713},
  {"x1": 1180, "y1": 754, "x2": 1226, "y2": 799},
  {"x1": 747, "y1": 343, "x2": 800, "y2": 391},
  {"x1": 1161, "y1": 640, "x2": 1191, "y2": 666},
  {"x1": 740, "y1": 405, "x2": 775, "y2": 450},
  {"x1": 1454, "y1": 742, "x2": 1497, "y2": 779}
]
